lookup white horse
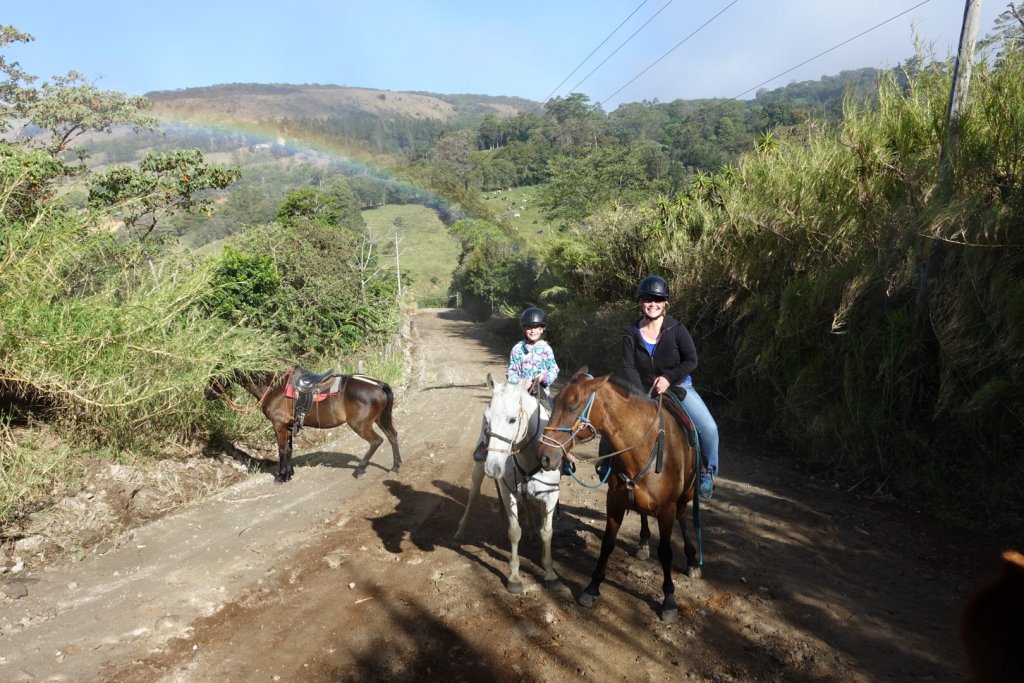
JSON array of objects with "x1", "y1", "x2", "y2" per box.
[{"x1": 454, "y1": 375, "x2": 561, "y2": 593}]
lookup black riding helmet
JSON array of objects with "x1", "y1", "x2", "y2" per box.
[
  {"x1": 637, "y1": 275, "x2": 669, "y2": 300},
  {"x1": 520, "y1": 306, "x2": 547, "y2": 326}
]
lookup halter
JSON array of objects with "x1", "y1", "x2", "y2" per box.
[{"x1": 539, "y1": 390, "x2": 599, "y2": 460}]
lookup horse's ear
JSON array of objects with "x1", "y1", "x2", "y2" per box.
[
  {"x1": 588, "y1": 374, "x2": 612, "y2": 390},
  {"x1": 486, "y1": 373, "x2": 495, "y2": 390},
  {"x1": 571, "y1": 365, "x2": 589, "y2": 380}
]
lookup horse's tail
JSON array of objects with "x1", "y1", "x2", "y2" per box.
[{"x1": 377, "y1": 382, "x2": 397, "y2": 435}]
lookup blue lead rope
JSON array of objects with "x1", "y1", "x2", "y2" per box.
[{"x1": 567, "y1": 460, "x2": 612, "y2": 489}]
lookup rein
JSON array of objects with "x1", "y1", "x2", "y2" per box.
[
  {"x1": 541, "y1": 389, "x2": 665, "y2": 466},
  {"x1": 257, "y1": 368, "x2": 290, "y2": 407}
]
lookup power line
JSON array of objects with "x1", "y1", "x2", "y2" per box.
[
  {"x1": 725, "y1": 0, "x2": 932, "y2": 101},
  {"x1": 599, "y1": 0, "x2": 741, "y2": 107},
  {"x1": 532, "y1": 1, "x2": 653, "y2": 114},
  {"x1": 567, "y1": 0, "x2": 677, "y2": 96},
  {"x1": 662, "y1": 1, "x2": 936, "y2": 154}
]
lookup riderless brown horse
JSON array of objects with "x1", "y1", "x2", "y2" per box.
[
  {"x1": 205, "y1": 368, "x2": 401, "y2": 483},
  {"x1": 538, "y1": 367, "x2": 701, "y2": 623}
]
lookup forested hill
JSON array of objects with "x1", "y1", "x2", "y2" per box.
[
  {"x1": 145, "y1": 83, "x2": 537, "y2": 126},
  {"x1": 141, "y1": 69, "x2": 884, "y2": 155},
  {"x1": 145, "y1": 69, "x2": 882, "y2": 126}
]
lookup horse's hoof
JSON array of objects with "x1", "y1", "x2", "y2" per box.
[
  {"x1": 544, "y1": 578, "x2": 563, "y2": 591},
  {"x1": 506, "y1": 580, "x2": 524, "y2": 595},
  {"x1": 660, "y1": 607, "x2": 679, "y2": 623},
  {"x1": 635, "y1": 545, "x2": 650, "y2": 561},
  {"x1": 577, "y1": 592, "x2": 599, "y2": 608},
  {"x1": 353, "y1": 468, "x2": 367, "y2": 480},
  {"x1": 686, "y1": 565, "x2": 703, "y2": 580}
]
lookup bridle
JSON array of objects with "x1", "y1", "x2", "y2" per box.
[
  {"x1": 540, "y1": 378, "x2": 665, "y2": 468},
  {"x1": 539, "y1": 388, "x2": 599, "y2": 460},
  {"x1": 483, "y1": 393, "x2": 543, "y2": 457},
  {"x1": 207, "y1": 370, "x2": 283, "y2": 414}
]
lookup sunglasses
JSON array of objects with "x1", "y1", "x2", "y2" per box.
[{"x1": 639, "y1": 296, "x2": 667, "y2": 304}]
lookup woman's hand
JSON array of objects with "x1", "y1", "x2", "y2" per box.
[{"x1": 650, "y1": 376, "x2": 671, "y2": 395}]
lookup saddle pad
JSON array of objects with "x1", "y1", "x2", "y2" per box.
[
  {"x1": 664, "y1": 392, "x2": 697, "y2": 448},
  {"x1": 349, "y1": 373, "x2": 383, "y2": 388},
  {"x1": 284, "y1": 375, "x2": 342, "y2": 401}
]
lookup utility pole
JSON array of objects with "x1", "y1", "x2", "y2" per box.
[
  {"x1": 392, "y1": 233, "x2": 403, "y2": 299},
  {"x1": 917, "y1": 0, "x2": 983, "y2": 304}
]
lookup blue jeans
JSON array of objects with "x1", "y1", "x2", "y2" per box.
[{"x1": 681, "y1": 381, "x2": 719, "y2": 475}]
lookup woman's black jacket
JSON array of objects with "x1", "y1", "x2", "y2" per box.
[{"x1": 621, "y1": 314, "x2": 698, "y2": 393}]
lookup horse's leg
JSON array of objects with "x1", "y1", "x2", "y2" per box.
[
  {"x1": 636, "y1": 512, "x2": 651, "y2": 560},
  {"x1": 503, "y1": 479, "x2": 525, "y2": 594},
  {"x1": 578, "y1": 498, "x2": 625, "y2": 608},
  {"x1": 540, "y1": 491, "x2": 560, "y2": 589},
  {"x1": 382, "y1": 423, "x2": 401, "y2": 475},
  {"x1": 273, "y1": 422, "x2": 292, "y2": 484},
  {"x1": 454, "y1": 461, "x2": 485, "y2": 540},
  {"x1": 655, "y1": 509, "x2": 679, "y2": 623},
  {"x1": 677, "y1": 498, "x2": 702, "y2": 579},
  {"x1": 350, "y1": 420, "x2": 384, "y2": 480}
]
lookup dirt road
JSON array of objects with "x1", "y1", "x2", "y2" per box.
[{"x1": 0, "y1": 309, "x2": 1006, "y2": 682}]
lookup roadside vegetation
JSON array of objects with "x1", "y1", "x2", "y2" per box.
[
  {"x1": 540, "y1": 41, "x2": 1024, "y2": 527},
  {"x1": 0, "y1": 27, "x2": 402, "y2": 525},
  {"x1": 2, "y1": 12, "x2": 1022, "y2": 533}
]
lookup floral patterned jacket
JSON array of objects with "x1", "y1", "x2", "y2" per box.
[{"x1": 506, "y1": 339, "x2": 559, "y2": 388}]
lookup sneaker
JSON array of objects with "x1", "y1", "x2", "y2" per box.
[
  {"x1": 473, "y1": 443, "x2": 487, "y2": 462},
  {"x1": 699, "y1": 471, "x2": 715, "y2": 500}
]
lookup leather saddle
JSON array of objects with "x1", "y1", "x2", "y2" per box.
[
  {"x1": 293, "y1": 366, "x2": 336, "y2": 393},
  {"x1": 287, "y1": 366, "x2": 339, "y2": 437},
  {"x1": 663, "y1": 387, "x2": 697, "y2": 449}
]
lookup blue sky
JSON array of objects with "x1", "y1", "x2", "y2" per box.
[{"x1": 4, "y1": 1, "x2": 1005, "y2": 111}]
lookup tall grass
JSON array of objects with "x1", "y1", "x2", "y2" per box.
[
  {"x1": 1, "y1": 211, "x2": 282, "y2": 450},
  {"x1": 0, "y1": 199, "x2": 291, "y2": 520},
  {"x1": 554, "y1": 50, "x2": 1024, "y2": 525},
  {"x1": 685, "y1": 52, "x2": 1024, "y2": 522}
]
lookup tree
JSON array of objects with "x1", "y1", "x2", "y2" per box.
[
  {"x1": 477, "y1": 114, "x2": 505, "y2": 149},
  {"x1": 1, "y1": 25, "x2": 156, "y2": 180},
  {"x1": 88, "y1": 149, "x2": 242, "y2": 242},
  {"x1": 276, "y1": 178, "x2": 364, "y2": 231},
  {"x1": 978, "y1": 2, "x2": 1024, "y2": 65},
  {"x1": 20, "y1": 71, "x2": 156, "y2": 161},
  {"x1": 431, "y1": 128, "x2": 476, "y2": 193},
  {"x1": 537, "y1": 144, "x2": 659, "y2": 222},
  {"x1": 542, "y1": 93, "x2": 608, "y2": 149},
  {"x1": 0, "y1": 26, "x2": 36, "y2": 132}
]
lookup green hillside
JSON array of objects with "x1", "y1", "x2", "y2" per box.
[{"x1": 363, "y1": 204, "x2": 461, "y2": 306}]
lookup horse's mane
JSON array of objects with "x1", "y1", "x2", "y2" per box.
[{"x1": 603, "y1": 374, "x2": 656, "y2": 402}]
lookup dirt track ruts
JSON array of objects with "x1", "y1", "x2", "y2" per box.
[{"x1": 0, "y1": 308, "x2": 1007, "y2": 683}]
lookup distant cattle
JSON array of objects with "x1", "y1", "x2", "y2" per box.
[{"x1": 960, "y1": 549, "x2": 1024, "y2": 682}]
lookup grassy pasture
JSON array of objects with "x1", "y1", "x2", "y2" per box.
[
  {"x1": 363, "y1": 204, "x2": 461, "y2": 305},
  {"x1": 479, "y1": 185, "x2": 559, "y2": 249}
]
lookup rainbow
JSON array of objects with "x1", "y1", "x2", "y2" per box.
[{"x1": 153, "y1": 112, "x2": 461, "y2": 221}]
